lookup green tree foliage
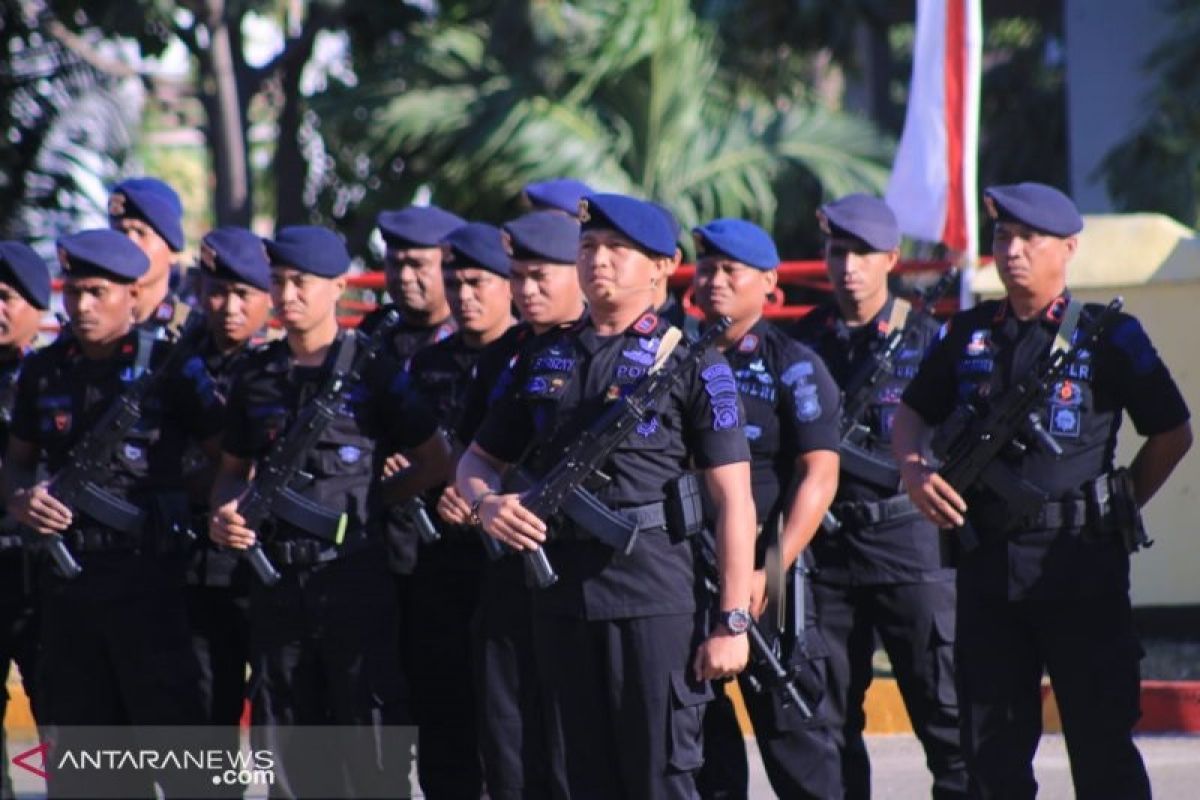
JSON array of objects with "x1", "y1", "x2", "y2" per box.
[
  {"x1": 308, "y1": 0, "x2": 893, "y2": 257},
  {"x1": 0, "y1": 2, "x2": 140, "y2": 253},
  {"x1": 1099, "y1": 0, "x2": 1200, "y2": 226}
]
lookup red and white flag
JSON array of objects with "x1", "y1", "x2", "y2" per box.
[{"x1": 885, "y1": 0, "x2": 982, "y2": 254}]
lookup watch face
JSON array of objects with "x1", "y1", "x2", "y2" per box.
[{"x1": 723, "y1": 609, "x2": 751, "y2": 634}]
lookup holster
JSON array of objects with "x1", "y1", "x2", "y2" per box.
[
  {"x1": 1086, "y1": 468, "x2": 1151, "y2": 553},
  {"x1": 665, "y1": 472, "x2": 705, "y2": 543}
]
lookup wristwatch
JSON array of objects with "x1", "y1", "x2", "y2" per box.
[
  {"x1": 718, "y1": 608, "x2": 752, "y2": 636},
  {"x1": 469, "y1": 491, "x2": 497, "y2": 527}
]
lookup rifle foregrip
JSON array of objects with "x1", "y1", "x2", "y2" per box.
[
  {"x1": 245, "y1": 543, "x2": 282, "y2": 587},
  {"x1": 522, "y1": 546, "x2": 558, "y2": 589},
  {"x1": 46, "y1": 535, "x2": 82, "y2": 580}
]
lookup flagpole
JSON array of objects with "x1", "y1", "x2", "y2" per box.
[{"x1": 958, "y1": 0, "x2": 983, "y2": 310}]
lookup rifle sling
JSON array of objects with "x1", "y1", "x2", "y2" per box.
[
  {"x1": 1052, "y1": 299, "x2": 1084, "y2": 356},
  {"x1": 886, "y1": 297, "x2": 911, "y2": 333}
]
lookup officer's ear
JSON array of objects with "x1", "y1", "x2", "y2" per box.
[
  {"x1": 1061, "y1": 235, "x2": 1079, "y2": 262},
  {"x1": 885, "y1": 248, "x2": 900, "y2": 273},
  {"x1": 762, "y1": 269, "x2": 779, "y2": 295}
]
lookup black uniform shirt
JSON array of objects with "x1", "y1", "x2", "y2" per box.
[
  {"x1": 222, "y1": 331, "x2": 438, "y2": 543},
  {"x1": 903, "y1": 294, "x2": 1189, "y2": 599},
  {"x1": 905, "y1": 294, "x2": 1189, "y2": 506},
  {"x1": 359, "y1": 303, "x2": 456, "y2": 367},
  {"x1": 722, "y1": 317, "x2": 840, "y2": 526},
  {"x1": 11, "y1": 330, "x2": 224, "y2": 499},
  {"x1": 795, "y1": 297, "x2": 952, "y2": 584},
  {"x1": 188, "y1": 331, "x2": 262, "y2": 587},
  {"x1": 474, "y1": 310, "x2": 751, "y2": 620},
  {"x1": 0, "y1": 351, "x2": 29, "y2": 454},
  {"x1": 408, "y1": 329, "x2": 511, "y2": 560}
]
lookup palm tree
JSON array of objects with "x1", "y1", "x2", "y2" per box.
[{"x1": 308, "y1": 0, "x2": 893, "y2": 256}]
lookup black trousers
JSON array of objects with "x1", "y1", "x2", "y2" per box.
[
  {"x1": 250, "y1": 547, "x2": 409, "y2": 799},
  {"x1": 956, "y1": 581, "x2": 1150, "y2": 800},
  {"x1": 406, "y1": 548, "x2": 483, "y2": 800},
  {"x1": 812, "y1": 578, "x2": 968, "y2": 799},
  {"x1": 533, "y1": 608, "x2": 711, "y2": 800},
  {"x1": 698, "y1": 583, "x2": 843, "y2": 800},
  {"x1": 38, "y1": 552, "x2": 205, "y2": 799},
  {"x1": 0, "y1": 552, "x2": 38, "y2": 800},
  {"x1": 472, "y1": 558, "x2": 550, "y2": 800},
  {"x1": 187, "y1": 585, "x2": 251, "y2": 727}
]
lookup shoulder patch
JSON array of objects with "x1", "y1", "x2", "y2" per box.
[{"x1": 701, "y1": 363, "x2": 740, "y2": 431}]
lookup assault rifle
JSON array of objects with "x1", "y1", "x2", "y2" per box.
[
  {"x1": 238, "y1": 311, "x2": 401, "y2": 586},
  {"x1": 932, "y1": 297, "x2": 1124, "y2": 550},
  {"x1": 502, "y1": 317, "x2": 731, "y2": 589},
  {"x1": 28, "y1": 313, "x2": 208, "y2": 578},
  {"x1": 695, "y1": 526, "x2": 815, "y2": 719},
  {"x1": 823, "y1": 269, "x2": 957, "y2": 532}
]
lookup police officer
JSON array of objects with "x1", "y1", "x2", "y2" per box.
[
  {"x1": 893, "y1": 182, "x2": 1193, "y2": 800},
  {"x1": 5, "y1": 229, "x2": 220, "y2": 797},
  {"x1": 108, "y1": 177, "x2": 192, "y2": 334},
  {"x1": 186, "y1": 228, "x2": 273, "y2": 741},
  {"x1": 0, "y1": 241, "x2": 49, "y2": 800},
  {"x1": 793, "y1": 194, "x2": 968, "y2": 798},
  {"x1": 690, "y1": 219, "x2": 844, "y2": 800},
  {"x1": 457, "y1": 193, "x2": 755, "y2": 800},
  {"x1": 210, "y1": 225, "x2": 453, "y2": 797},
  {"x1": 361, "y1": 205, "x2": 466, "y2": 364},
  {"x1": 522, "y1": 178, "x2": 594, "y2": 217},
  {"x1": 404, "y1": 221, "x2": 515, "y2": 799},
  {"x1": 461, "y1": 211, "x2": 585, "y2": 800}
]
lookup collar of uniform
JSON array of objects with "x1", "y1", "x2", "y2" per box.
[
  {"x1": 66, "y1": 329, "x2": 142, "y2": 365},
  {"x1": 575, "y1": 308, "x2": 660, "y2": 355},
  {"x1": 992, "y1": 290, "x2": 1071, "y2": 328},
  {"x1": 731, "y1": 316, "x2": 771, "y2": 354},
  {"x1": 827, "y1": 295, "x2": 895, "y2": 342},
  {"x1": 271, "y1": 329, "x2": 351, "y2": 374}
]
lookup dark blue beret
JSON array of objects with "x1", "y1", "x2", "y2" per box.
[
  {"x1": 523, "y1": 179, "x2": 594, "y2": 215},
  {"x1": 200, "y1": 227, "x2": 270, "y2": 291},
  {"x1": 109, "y1": 177, "x2": 185, "y2": 252},
  {"x1": 264, "y1": 226, "x2": 350, "y2": 277},
  {"x1": 0, "y1": 241, "x2": 51, "y2": 309},
  {"x1": 503, "y1": 212, "x2": 580, "y2": 265},
  {"x1": 579, "y1": 193, "x2": 677, "y2": 257},
  {"x1": 57, "y1": 229, "x2": 149, "y2": 282},
  {"x1": 818, "y1": 194, "x2": 900, "y2": 252},
  {"x1": 693, "y1": 219, "x2": 779, "y2": 270},
  {"x1": 443, "y1": 223, "x2": 510, "y2": 277},
  {"x1": 377, "y1": 205, "x2": 466, "y2": 249},
  {"x1": 984, "y1": 182, "x2": 1083, "y2": 237}
]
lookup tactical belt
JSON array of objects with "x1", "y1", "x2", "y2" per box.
[
  {"x1": 264, "y1": 537, "x2": 372, "y2": 567},
  {"x1": 556, "y1": 501, "x2": 668, "y2": 541},
  {"x1": 1023, "y1": 497, "x2": 1121, "y2": 532},
  {"x1": 64, "y1": 527, "x2": 138, "y2": 553},
  {"x1": 830, "y1": 496, "x2": 922, "y2": 529}
]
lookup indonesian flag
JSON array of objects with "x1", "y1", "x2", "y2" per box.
[{"x1": 886, "y1": 0, "x2": 982, "y2": 253}]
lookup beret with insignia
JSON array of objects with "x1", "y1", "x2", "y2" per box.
[{"x1": 109, "y1": 177, "x2": 186, "y2": 252}]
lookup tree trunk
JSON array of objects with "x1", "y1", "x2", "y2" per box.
[
  {"x1": 202, "y1": 0, "x2": 252, "y2": 226},
  {"x1": 273, "y1": 13, "x2": 323, "y2": 228}
]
